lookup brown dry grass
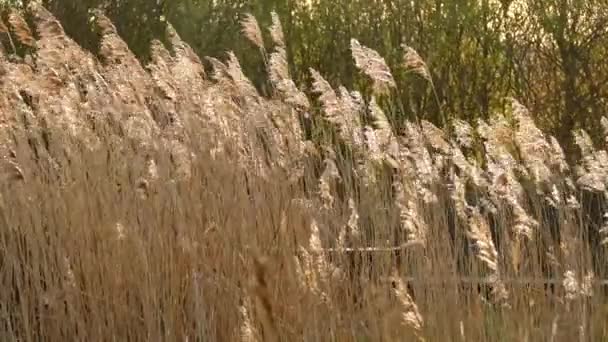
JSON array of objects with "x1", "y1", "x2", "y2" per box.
[{"x1": 0, "y1": 5, "x2": 607, "y2": 341}]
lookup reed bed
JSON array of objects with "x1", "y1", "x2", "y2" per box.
[{"x1": 0, "y1": 4, "x2": 606, "y2": 341}]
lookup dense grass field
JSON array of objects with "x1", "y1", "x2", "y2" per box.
[{"x1": 0, "y1": 4, "x2": 607, "y2": 341}]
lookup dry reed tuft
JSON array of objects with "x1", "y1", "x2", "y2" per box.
[
  {"x1": 268, "y1": 47, "x2": 309, "y2": 109},
  {"x1": 226, "y1": 51, "x2": 260, "y2": 99},
  {"x1": 391, "y1": 272, "x2": 425, "y2": 340},
  {"x1": 269, "y1": 11, "x2": 285, "y2": 48},
  {"x1": 241, "y1": 13, "x2": 265, "y2": 50},
  {"x1": 351, "y1": 38, "x2": 396, "y2": 94},
  {"x1": 402, "y1": 44, "x2": 432, "y2": 82}
]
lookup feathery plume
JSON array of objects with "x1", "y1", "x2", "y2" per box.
[
  {"x1": 269, "y1": 48, "x2": 310, "y2": 109},
  {"x1": 511, "y1": 99, "x2": 552, "y2": 186},
  {"x1": 338, "y1": 198, "x2": 361, "y2": 249},
  {"x1": 363, "y1": 126, "x2": 383, "y2": 163},
  {"x1": 205, "y1": 56, "x2": 230, "y2": 82},
  {"x1": 487, "y1": 273, "x2": 510, "y2": 304},
  {"x1": 452, "y1": 119, "x2": 474, "y2": 149},
  {"x1": 308, "y1": 220, "x2": 341, "y2": 288},
  {"x1": 453, "y1": 188, "x2": 508, "y2": 303},
  {"x1": 575, "y1": 148, "x2": 608, "y2": 193},
  {"x1": 339, "y1": 88, "x2": 365, "y2": 118},
  {"x1": 226, "y1": 51, "x2": 259, "y2": 98},
  {"x1": 450, "y1": 146, "x2": 488, "y2": 188},
  {"x1": 573, "y1": 128, "x2": 608, "y2": 193},
  {"x1": 549, "y1": 136, "x2": 569, "y2": 173},
  {"x1": 268, "y1": 47, "x2": 289, "y2": 84},
  {"x1": 318, "y1": 175, "x2": 333, "y2": 210},
  {"x1": 114, "y1": 222, "x2": 127, "y2": 241},
  {"x1": 269, "y1": 11, "x2": 285, "y2": 47},
  {"x1": 563, "y1": 270, "x2": 594, "y2": 301},
  {"x1": 93, "y1": 10, "x2": 117, "y2": 36},
  {"x1": 402, "y1": 44, "x2": 432, "y2": 81},
  {"x1": 294, "y1": 246, "x2": 318, "y2": 292},
  {"x1": 241, "y1": 14, "x2": 264, "y2": 50},
  {"x1": 309, "y1": 219, "x2": 323, "y2": 253},
  {"x1": 421, "y1": 120, "x2": 450, "y2": 154},
  {"x1": 240, "y1": 300, "x2": 259, "y2": 342},
  {"x1": 351, "y1": 39, "x2": 396, "y2": 94},
  {"x1": 579, "y1": 162, "x2": 608, "y2": 192},
  {"x1": 574, "y1": 129, "x2": 595, "y2": 158},
  {"x1": 318, "y1": 157, "x2": 340, "y2": 210},
  {"x1": 310, "y1": 68, "x2": 342, "y2": 126},
  {"x1": 452, "y1": 175, "x2": 507, "y2": 301},
  {"x1": 61, "y1": 256, "x2": 77, "y2": 290},
  {"x1": 394, "y1": 180, "x2": 427, "y2": 247},
  {"x1": 346, "y1": 198, "x2": 361, "y2": 239},
  {"x1": 450, "y1": 174, "x2": 469, "y2": 220},
  {"x1": 391, "y1": 272, "x2": 425, "y2": 339},
  {"x1": 509, "y1": 195, "x2": 537, "y2": 239},
  {"x1": 368, "y1": 96, "x2": 394, "y2": 149},
  {"x1": 338, "y1": 87, "x2": 366, "y2": 148},
  {"x1": 294, "y1": 246, "x2": 331, "y2": 305},
  {"x1": 467, "y1": 207, "x2": 499, "y2": 273},
  {"x1": 402, "y1": 122, "x2": 440, "y2": 195}
]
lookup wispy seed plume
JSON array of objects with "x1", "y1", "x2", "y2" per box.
[
  {"x1": 351, "y1": 39, "x2": 396, "y2": 94},
  {"x1": 241, "y1": 14, "x2": 264, "y2": 50}
]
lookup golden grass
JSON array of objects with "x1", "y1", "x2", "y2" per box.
[{"x1": 0, "y1": 5, "x2": 607, "y2": 341}]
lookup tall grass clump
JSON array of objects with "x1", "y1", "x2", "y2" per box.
[{"x1": 0, "y1": 5, "x2": 607, "y2": 341}]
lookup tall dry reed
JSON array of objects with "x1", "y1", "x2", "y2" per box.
[{"x1": 0, "y1": 6, "x2": 607, "y2": 341}]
